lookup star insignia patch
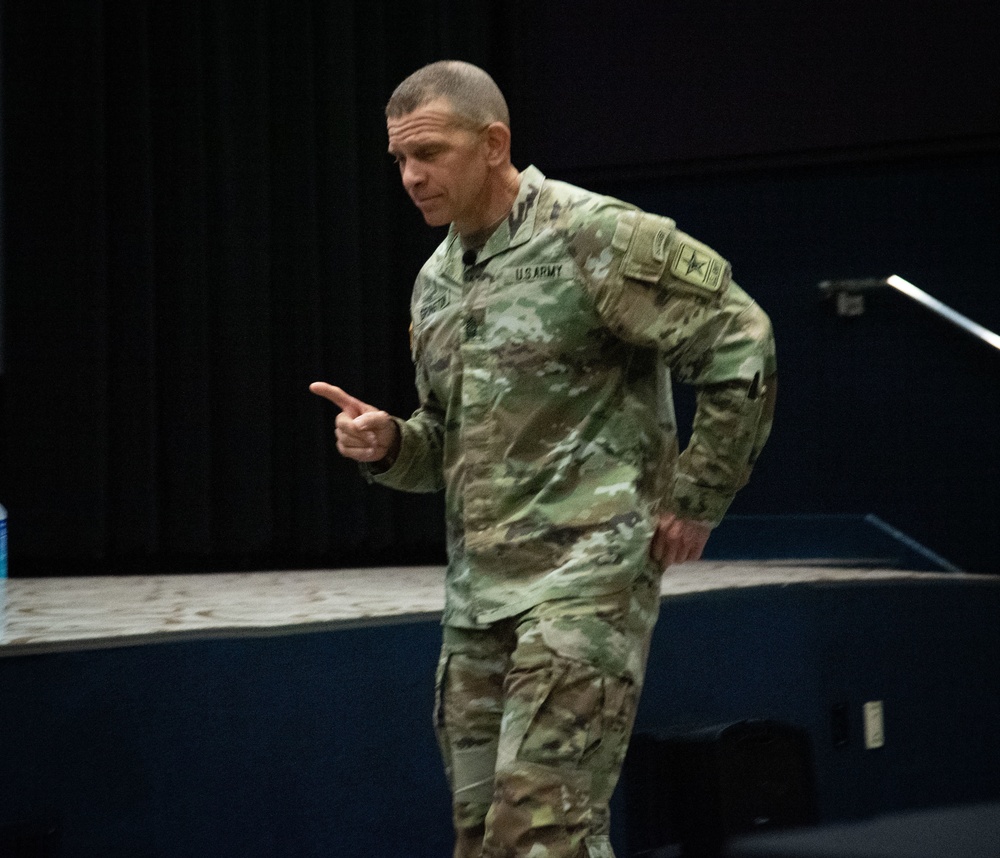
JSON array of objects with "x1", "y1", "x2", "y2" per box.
[{"x1": 671, "y1": 241, "x2": 725, "y2": 291}]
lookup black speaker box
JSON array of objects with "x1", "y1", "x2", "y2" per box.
[{"x1": 624, "y1": 719, "x2": 818, "y2": 858}]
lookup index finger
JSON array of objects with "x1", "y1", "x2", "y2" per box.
[{"x1": 309, "y1": 382, "x2": 365, "y2": 417}]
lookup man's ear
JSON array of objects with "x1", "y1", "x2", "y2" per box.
[{"x1": 483, "y1": 121, "x2": 511, "y2": 167}]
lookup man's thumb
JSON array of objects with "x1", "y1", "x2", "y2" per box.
[{"x1": 354, "y1": 410, "x2": 390, "y2": 433}]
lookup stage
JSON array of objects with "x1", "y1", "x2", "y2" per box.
[
  {"x1": 0, "y1": 559, "x2": 967, "y2": 655},
  {"x1": 1, "y1": 517, "x2": 998, "y2": 857}
]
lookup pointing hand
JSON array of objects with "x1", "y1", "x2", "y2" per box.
[{"x1": 309, "y1": 382, "x2": 400, "y2": 464}]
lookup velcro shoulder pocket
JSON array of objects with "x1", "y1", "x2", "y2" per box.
[
  {"x1": 615, "y1": 210, "x2": 731, "y2": 301},
  {"x1": 614, "y1": 211, "x2": 676, "y2": 284}
]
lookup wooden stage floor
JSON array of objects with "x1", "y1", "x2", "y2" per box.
[{"x1": 0, "y1": 560, "x2": 978, "y2": 655}]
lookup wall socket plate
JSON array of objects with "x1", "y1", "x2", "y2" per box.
[{"x1": 863, "y1": 700, "x2": 885, "y2": 749}]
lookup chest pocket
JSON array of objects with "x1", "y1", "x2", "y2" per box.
[
  {"x1": 485, "y1": 269, "x2": 599, "y2": 358},
  {"x1": 413, "y1": 302, "x2": 465, "y2": 406}
]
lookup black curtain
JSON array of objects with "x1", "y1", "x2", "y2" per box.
[
  {"x1": 5, "y1": 0, "x2": 998, "y2": 577},
  {"x1": 1, "y1": 0, "x2": 507, "y2": 574}
]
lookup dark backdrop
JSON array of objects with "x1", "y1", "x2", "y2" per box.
[{"x1": 1, "y1": 0, "x2": 998, "y2": 575}]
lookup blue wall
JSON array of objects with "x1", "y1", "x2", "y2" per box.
[
  {"x1": 1, "y1": 623, "x2": 452, "y2": 858},
  {"x1": 630, "y1": 579, "x2": 1000, "y2": 824},
  {"x1": 3, "y1": 575, "x2": 999, "y2": 856}
]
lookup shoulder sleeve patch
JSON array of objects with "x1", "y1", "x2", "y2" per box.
[
  {"x1": 668, "y1": 235, "x2": 730, "y2": 296},
  {"x1": 618, "y1": 212, "x2": 676, "y2": 284}
]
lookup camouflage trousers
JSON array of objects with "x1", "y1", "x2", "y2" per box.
[{"x1": 434, "y1": 569, "x2": 661, "y2": 858}]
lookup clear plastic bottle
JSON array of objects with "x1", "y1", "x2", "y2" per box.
[
  {"x1": 0, "y1": 502, "x2": 6, "y2": 639},
  {"x1": 0, "y1": 503, "x2": 6, "y2": 579}
]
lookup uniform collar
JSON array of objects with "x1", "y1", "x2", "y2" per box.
[{"x1": 447, "y1": 165, "x2": 545, "y2": 267}]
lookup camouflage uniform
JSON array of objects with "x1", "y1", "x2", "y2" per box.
[{"x1": 369, "y1": 166, "x2": 776, "y2": 856}]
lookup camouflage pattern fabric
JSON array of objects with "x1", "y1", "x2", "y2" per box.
[
  {"x1": 435, "y1": 572, "x2": 661, "y2": 857},
  {"x1": 369, "y1": 165, "x2": 776, "y2": 629}
]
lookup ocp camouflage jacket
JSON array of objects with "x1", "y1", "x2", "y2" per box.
[{"x1": 371, "y1": 166, "x2": 776, "y2": 628}]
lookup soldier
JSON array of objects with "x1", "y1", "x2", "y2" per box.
[{"x1": 311, "y1": 60, "x2": 776, "y2": 858}]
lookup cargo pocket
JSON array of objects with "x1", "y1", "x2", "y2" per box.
[{"x1": 496, "y1": 659, "x2": 556, "y2": 769}]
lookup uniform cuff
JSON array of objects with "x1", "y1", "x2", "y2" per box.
[{"x1": 670, "y1": 475, "x2": 736, "y2": 527}]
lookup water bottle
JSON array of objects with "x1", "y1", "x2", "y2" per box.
[
  {"x1": 0, "y1": 502, "x2": 6, "y2": 638},
  {"x1": 0, "y1": 503, "x2": 6, "y2": 580}
]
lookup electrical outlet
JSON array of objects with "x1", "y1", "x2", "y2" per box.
[{"x1": 863, "y1": 700, "x2": 885, "y2": 749}]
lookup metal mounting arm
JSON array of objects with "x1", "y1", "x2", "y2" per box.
[{"x1": 818, "y1": 274, "x2": 1000, "y2": 354}]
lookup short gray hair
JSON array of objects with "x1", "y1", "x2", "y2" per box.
[{"x1": 386, "y1": 60, "x2": 509, "y2": 128}]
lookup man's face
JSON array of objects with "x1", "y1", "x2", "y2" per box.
[{"x1": 387, "y1": 98, "x2": 491, "y2": 232}]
